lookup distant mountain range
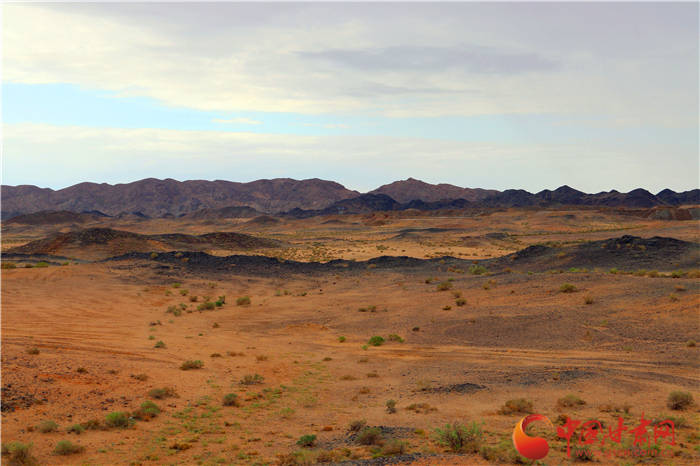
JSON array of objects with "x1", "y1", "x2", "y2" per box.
[{"x1": 1, "y1": 178, "x2": 698, "y2": 219}]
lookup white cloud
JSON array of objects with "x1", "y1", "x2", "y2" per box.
[
  {"x1": 212, "y1": 117, "x2": 262, "y2": 125},
  {"x1": 2, "y1": 3, "x2": 697, "y2": 126}
]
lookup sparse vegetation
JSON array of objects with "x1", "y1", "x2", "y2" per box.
[
  {"x1": 236, "y1": 296, "x2": 251, "y2": 306},
  {"x1": 560, "y1": 283, "x2": 577, "y2": 293},
  {"x1": 26, "y1": 347, "x2": 40, "y2": 355},
  {"x1": 296, "y1": 434, "x2": 316, "y2": 448},
  {"x1": 584, "y1": 295, "x2": 594, "y2": 304},
  {"x1": 338, "y1": 336, "x2": 346, "y2": 342},
  {"x1": 37, "y1": 420, "x2": 59, "y2": 433},
  {"x1": 557, "y1": 394, "x2": 586, "y2": 408},
  {"x1": 104, "y1": 411, "x2": 130, "y2": 429},
  {"x1": 148, "y1": 387, "x2": 176, "y2": 399},
  {"x1": 1, "y1": 262, "x2": 17, "y2": 269},
  {"x1": 154, "y1": 340, "x2": 166, "y2": 348},
  {"x1": 1, "y1": 441, "x2": 36, "y2": 465},
  {"x1": 66, "y1": 424, "x2": 85, "y2": 435},
  {"x1": 356, "y1": 427, "x2": 383, "y2": 445},
  {"x1": 436, "y1": 281, "x2": 452, "y2": 291},
  {"x1": 382, "y1": 439, "x2": 408, "y2": 456},
  {"x1": 667, "y1": 391, "x2": 693, "y2": 410},
  {"x1": 433, "y1": 422, "x2": 483, "y2": 453},
  {"x1": 348, "y1": 419, "x2": 367, "y2": 432},
  {"x1": 480, "y1": 439, "x2": 524, "y2": 463},
  {"x1": 179, "y1": 360, "x2": 204, "y2": 370},
  {"x1": 223, "y1": 393, "x2": 240, "y2": 406},
  {"x1": 385, "y1": 399, "x2": 397, "y2": 413},
  {"x1": 455, "y1": 298, "x2": 466, "y2": 306},
  {"x1": 387, "y1": 334, "x2": 404, "y2": 343},
  {"x1": 240, "y1": 374, "x2": 264, "y2": 385},
  {"x1": 498, "y1": 398, "x2": 533, "y2": 415},
  {"x1": 132, "y1": 400, "x2": 160, "y2": 420},
  {"x1": 367, "y1": 336, "x2": 385, "y2": 346},
  {"x1": 469, "y1": 265, "x2": 487, "y2": 275}
]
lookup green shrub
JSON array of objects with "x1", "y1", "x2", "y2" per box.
[
  {"x1": 67, "y1": 424, "x2": 85, "y2": 435},
  {"x1": 1, "y1": 441, "x2": 36, "y2": 464},
  {"x1": 149, "y1": 252, "x2": 158, "y2": 259},
  {"x1": 104, "y1": 411, "x2": 130, "y2": 428},
  {"x1": 338, "y1": 336, "x2": 346, "y2": 343},
  {"x1": 180, "y1": 360, "x2": 203, "y2": 370},
  {"x1": 154, "y1": 340, "x2": 166, "y2": 348},
  {"x1": 197, "y1": 302, "x2": 216, "y2": 311},
  {"x1": 469, "y1": 265, "x2": 487, "y2": 275},
  {"x1": 367, "y1": 336, "x2": 385, "y2": 347},
  {"x1": 560, "y1": 283, "x2": 577, "y2": 293},
  {"x1": 54, "y1": 440, "x2": 84, "y2": 455},
  {"x1": 236, "y1": 296, "x2": 251, "y2": 306},
  {"x1": 455, "y1": 298, "x2": 466, "y2": 306},
  {"x1": 223, "y1": 393, "x2": 239, "y2": 407},
  {"x1": 433, "y1": 422, "x2": 483, "y2": 453},
  {"x1": 557, "y1": 394, "x2": 586, "y2": 408},
  {"x1": 148, "y1": 387, "x2": 176, "y2": 399},
  {"x1": 382, "y1": 439, "x2": 408, "y2": 456},
  {"x1": 34, "y1": 262, "x2": 49, "y2": 268},
  {"x1": 386, "y1": 399, "x2": 397, "y2": 413},
  {"x1": 436, "y1": 281, "x2": 453, "y2": 291},
  {"x1": 498, "y1": 398, "x2": 533, "y2": 415},
  {"x1": 296, "y1": 434, "x2": 317, "y2": 448},
  {"x1": 133, "y1": 401, "x2": 160, "y2": 420},
  {"x1": 667, "y1": 391, "x2": 693, "y2": 410},
  {"x1": 37, "y1": 420, "x2": 59, "y2": 433},
  {"x1": 479, "y1": 439, "x2": 524, "y2": 463},
  {"x1": 240, "y1": 374, "x2": 264, "y2": 385},
  {"x1": 356, "y1": 427, "x2": 383, "y2": 445}
]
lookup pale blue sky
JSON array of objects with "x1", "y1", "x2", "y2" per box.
[{"x1": 2, "y1": 2, "x2": 698, "y2": 192}]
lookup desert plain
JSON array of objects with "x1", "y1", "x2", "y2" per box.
[{"x1": 2, "y1": 206, "x2": 699, "y2": 465}]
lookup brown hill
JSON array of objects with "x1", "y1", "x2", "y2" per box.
[
  {"x1": 370, "y1": 178, "x2": 497, "y2": 203},
  {"x1": 8, "y1": 228, "x2": 282, "y2": 261},
  {"x1": 3, "y1": 210, "x2": 109, "y2": 225},
  {"x1": 1, "y1": 178, "x2": 359, "y2": 218}
]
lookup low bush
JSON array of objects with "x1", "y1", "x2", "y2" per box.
[
  {"x1": 296, "y1": 434, "x2": 316, "y2": 448},
  {"x1": 26, "y1": 347, "x2": 40, "y2": 355},
  {"x1": 67, "y1": 424, "x2": 85, "y2": 435},
  {"x1": 348, "y1": 419, "x2": 366, "y2": 432},
  {"x1": 236, "y1": 296, "x2": 251, "y2": 306},
  {"x1": 37, "y1": 420, "x2": 59, "y2": 433},
  {"x1": 382, "y1": 439, "x2": 407, "y2": 456},
  {"x1": 1, "y1": 441, "x2": 36, "y2": 464},
  {"x1": 479, "y1": 439, "x2": 524, "y2": 463},
  {"x1": 387, "y1": 334, "x2": 404, "y2": 343},
  {"x1": 148, "y1": 387, "x2": 176, "y2": 399},
  {"x1": 436, "y1": 281, "x2": 452, "y2": 291},
  {"x1": 133, "y1": 401, "x2": 160, "y2": 420},
  {"x1": 455, "y1": 298, "x2": 466, "y2": 306},
  {"x1": 385, "y1": 399, "x2": 397, "y2": 414},
  {"x1": 104, "y1": 411, "x2": 130, "y2": 428},
  {"x1": 154, "y1": 340, "x2": 166, "y2": 348},
  {"x1": 367, "y1": 336, "x2": 385, "y2": 347},
  {"x1": 433, "y1": 422, "x2": 483, "y2": 453},
  {"x1": 180, "y1": 360, "x2": 203, "y2": 370},
  {"x1": 557, "y1": 394, "x2": 586, "y2": 408},
  {"x1": 54, "y1": 440, "x2": 84, "y2": 455},
  {"x1": 469, "y1": 265, "x2": 487, "y2": 275},
  {"x1": 223, "y1": 393, "x2": 240, "y2": 406},
  {"x1": 667, "y1": 391, "x2": 693, "y2": 410},
  {"x1": 356, "y1": 427, "x2": 383, "y2": 445},
  {"x1": 240, "y1": 374, "x2": 264, "y2": 385},
  {"x1": 498, "y1": 398, "x2": 533, "y2": 415},
  {"x1": 560, "y1": 283, "x2": 577, "y2": 293}
]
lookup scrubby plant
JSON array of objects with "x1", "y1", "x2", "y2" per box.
[
  {"x1": 557, "y1": 394, "x2": 586, "y2": 408},
  {"x1": 37, "y1": 420, "x2": 59, "y2": 433},
  {"x1": 560, "y1": 283, "x2": 577, "y2": 293},
  {"x1": 387, "y1": 334, "x2": 404, "y2": 343},
  {"x1": 433, "y1": 422, "x2": 483, "y2": 453},
  {"x1": 240, "y1": 374, "x2": 264, "y2": 385},
  {"x1": 215, "y1": 295, "x2": 226, "y2": 307},
  {"x1": 469, "y1": 265, "x2": 487, "y2": 275},
  {"x1": 296, "y1": 434, "x2": 316, "y2": 448},
  {"x1": 1, "y1": 262, "x2": 17, "y2": 269},
  {"x1": 382, "y1": 439, "x2": 407, "y2": 456},
  {"x1": 479, "y1": 439, "x2": 524, "y2": 463},
  {"x1": 2, "y1": 441, "x2": 36, "y2": 464},
  {"x1": 223, "y1": 393, "x2": 240, "y2": 407},
  {"x1": 54, "y1": 440, "x2": 84, "y2": 455},
  {"x1": 687, "y1": 340, "x2": 697, "y2": 348},
  {"x1": 197, "y1": 301, "x2": 216, "y2": 311},
  {"x1": 584, "y1": 296, "x2": 594, "y2": 305},
  {"x1": 35, "y1": 262, "x2": 49, "y2": 268},
  {"x1": 154, "y1": 340, "x2": 166, "y2": 348},
  {"x1": 348, "y1": 419, "x2": 367, "y2": 432},
  {"x1": 442, "y1": 305, "x2": 452, "y2": 310},
  {"x1": 236, "y1": 296, "x2": 251, "y2": 306},
  {"x1": 189, "y1": 295, "x2": 198, "y2": 302},
  {"x1": 131, "y1": 373, "x2": 148, "y2": 381},
  {"x1": 180, "y1": 360, "x2": 203, "y2": 370},
  {"x1": 104, "y1": 411, "x2": 130, "y2": 428},
  {"x1": 455, "y1": 298, "x2": 466, "y2": 306},
  {"x1": 66, "y1": 424, "x2": 85, "y2": 435},
  {"x1": 133, "y1": 401, "x2": 160, "y2": 420},
  {"x1": 436, "y1": 281, "x2": 452, "y2": 291},
  {"x1": 385, "y1": 399, "x2": 397, "y2": 414},
  {"x1": 667, "y1": 391, "x2": 693, "y2": 410},
  {"x1": 356, "y1": 427, "x2": 383, "y2": 445},
  {"x1": 26, "y1": 347, "x2": 40, "y2": 355},
  {"x1": 148, "y1": 387, "x2": 176, "y2": 399},
  {"x1": 669, "y1": 293, "x2": 680, "y2": 302},
  {"x1": 498, "y1": 398, "x2": 533, "y2": 415},
  {"x1": 367, "y1": 336, "x2": 385, "y2": 346},
  {"x1": 338, "y1": 336, "x2": 346, "y2": 343},
  {"x1": 80, "y1": 419, "x2": 102, "y2": 431}
]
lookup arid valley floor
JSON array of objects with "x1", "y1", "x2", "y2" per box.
[{"x1": 2, "y1": 207, "x2": 699, "y2": 465}]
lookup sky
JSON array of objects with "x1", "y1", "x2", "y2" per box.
[{"x1": 2, "y1": 2, "x2": 698, "y2": 193}]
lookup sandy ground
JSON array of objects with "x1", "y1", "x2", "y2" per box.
[{"x1": 1, "y1": 208, "x2": 699, "y2": 465}]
